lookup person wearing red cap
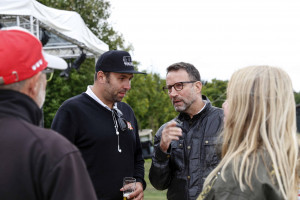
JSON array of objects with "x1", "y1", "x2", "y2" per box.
[
  {"x1": 52, "y1": 50, "x2": 147, "y2": 200},
  {"x1": 0, "y1": 27, "x2": 97, "y2": 200}
]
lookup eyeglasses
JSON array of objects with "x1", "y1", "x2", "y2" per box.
[
  {"x1": 163, "y1": 81, "x2": 197, "y2": 93},
  {"x1": 112, "y1": 108, "x2": 128, "y2": 132},
  {"x1": 42, "y1": 68, "x2": 54, "y2": 82}
]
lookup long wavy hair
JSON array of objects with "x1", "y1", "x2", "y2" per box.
[{"x1": 203, "y1": 65, "x2": 298, "y2": 199}]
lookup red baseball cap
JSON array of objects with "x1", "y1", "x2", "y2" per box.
[{"x1": 0, "y1": 27, "x2": 67, "y2": 85}]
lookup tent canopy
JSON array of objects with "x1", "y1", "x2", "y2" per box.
[{"x1": 0, "y1": 0, "x2": 109, "y2": 58}]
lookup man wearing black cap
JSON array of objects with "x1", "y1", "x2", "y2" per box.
[{"x1": 52, "y1": 50, "x2": 146, "y2": 200}]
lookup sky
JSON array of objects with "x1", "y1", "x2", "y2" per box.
[{"x1": 109, "y1": 0, "x2": 300, "y2": 92}]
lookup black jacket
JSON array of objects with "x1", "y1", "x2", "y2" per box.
[
  {"x1": 149, "y1": 96, "x2": 224, "y2": 200},
  {"x1": 0, "y1": 90, "x2": 97, "y2": 200}
]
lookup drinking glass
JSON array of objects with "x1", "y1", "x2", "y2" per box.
[{"x1": 123, "y1": 177, "x2": 136, "y2": 200}]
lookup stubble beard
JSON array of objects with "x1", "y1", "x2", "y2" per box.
[
  {"x1": 173, "y1": 98, "x2": 196, "y2": 113},
  {"x1": 105, "y1": 77, "x2": 127, "y2": 103},
  {"x1": 173, "y1": 101, "x2": 187, "y2": 112},
  {"x1": 108, "y1": 88, "x2": 127, "y2": 103}
]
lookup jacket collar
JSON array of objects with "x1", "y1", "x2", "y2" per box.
[
  {"x1": 178, "y1": 95, "x2": 212, "y2": 121},
  {"x1": 0, "y1": 90, "x2": 42, "y2": 126}
]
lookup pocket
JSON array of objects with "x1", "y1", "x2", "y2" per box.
[
  {"x1": 189, "y1": 187, "x2": 199, "y2": 199},
  {"x1": 170, "y1": 140, "x2": 185, "y2": 171},
  {"x1": 203, "y1": 136, "x2": 221, "y2": 167}
]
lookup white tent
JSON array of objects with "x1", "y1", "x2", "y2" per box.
[{"x1": 0, "y1": 0, "x2": 109, "y2": 59}]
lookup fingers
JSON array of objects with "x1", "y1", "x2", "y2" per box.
[
  {"x1": 127, "y1": 182, "x2": 143, "y2": 200},
  {"x1": 133, "y1": 191, "x2": 143, "y2": 200},
  {"x1": 121, "y1": 183, "x2": 135, "y2": 191},
  {"x1": 160, "y1": 120, "x2": 182, "y2": 152}
]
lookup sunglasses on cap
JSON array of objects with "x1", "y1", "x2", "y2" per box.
[
  {"x1": 112, "y1": 108, "x2": 128, "y2": 132},
  {"x1": 42, "y1": 68, "x2": 54, "y2": 82}
]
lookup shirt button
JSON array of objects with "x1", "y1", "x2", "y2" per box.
[
  {"x1": 179, "y1": 144, "x2": 182, "y2": 147},
  {"x1": 187, "y1": 146, "x2": 191, "y2": 150},
  {"x1": 205, "y1": 140, "x2": 208, "y2": 144},
  {"x1": 167, "y1": 155, "x2": 170, "y2": 158},
  {"x1": 187, "y1": 176, "x2": 191, "y2": 179}
]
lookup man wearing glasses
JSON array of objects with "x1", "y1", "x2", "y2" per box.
[
  {"x1": 51, "y1": 50, "x2": 146, "y2": 200},
  {"x1": 0, "y1": 27, "x2": 97, "y2": 199},
  {"x1": 149, "y1": 62, "x2": 224, "y2": 200}
]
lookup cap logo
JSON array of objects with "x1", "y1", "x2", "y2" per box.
[
  {"x1": 31, "y1": 59, "x2": 43, "y2": 71},
  {"x1": 123, "y1": 56, "x2": 133, "y2": 67}
]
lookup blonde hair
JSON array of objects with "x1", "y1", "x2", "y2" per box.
[{"x1": 203, "y1": 66, "x2": 298, "y2": 199}]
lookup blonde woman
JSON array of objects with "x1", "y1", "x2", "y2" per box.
[{"x1": 197, "y1": 66, "x2": 298, "y2": 200}]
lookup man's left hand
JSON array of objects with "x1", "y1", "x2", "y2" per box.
[{"x1": 120, "y1": 182, "x2": 144, "y2": 200}]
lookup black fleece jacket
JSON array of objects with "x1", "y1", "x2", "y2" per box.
[{"x1": 0, "y1": 90, "x2": 97, "y2": 200}]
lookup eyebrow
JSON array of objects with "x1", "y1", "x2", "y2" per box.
[{"x1": 119, "y1": 74, "x2": 134, "y2": 79}]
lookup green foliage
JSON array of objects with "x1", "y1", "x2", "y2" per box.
[
  {"x1": 295, "y1": 91, "x2": 300, "y2": 105},
  {"x1": 44, "y1": 59, "x2": 95, "y2": 127},
  {"x1": 202, "y1": 79, "x2": 228, "y2": 108},
  {"x1": 124, "y1": 72, "x2": 177, "y2": 133}
]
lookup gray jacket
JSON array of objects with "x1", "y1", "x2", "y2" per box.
[{"x1": 149, "y1": 96, "x2": 224, "y2": 200}]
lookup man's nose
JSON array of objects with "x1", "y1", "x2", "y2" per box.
[
  {"x1": 124, "y1": 80, "x2": 131, "y2": 90},
  {"x1": 169, "y1": 87, "x2": 178, "y2": 97}
]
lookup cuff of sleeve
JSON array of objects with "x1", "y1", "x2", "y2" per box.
[
  {"x1": 154, "y1": 146, "x2": 171, "y2": 162},
  {"x1": 135, "y1": 177, "x2": 147, "y2": 190}
]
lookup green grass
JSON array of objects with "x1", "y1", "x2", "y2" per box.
[{"x1": 144, "y1": 159, "x2": 167, "y2": 200}]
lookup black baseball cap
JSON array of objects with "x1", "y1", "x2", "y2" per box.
[{"x1": 95, "y1": 50, "x2": 146, "y2": 74}]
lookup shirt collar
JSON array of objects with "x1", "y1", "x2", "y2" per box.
[
  {"x1": 85, "y1": 85, "x2": 117, "y2": 111},
  {"x1": 196, "y1": 100, "x2": 207, "y2": 115},
  {"x1": 178, "y1": 100, "x2": 208, "y2": 120}
]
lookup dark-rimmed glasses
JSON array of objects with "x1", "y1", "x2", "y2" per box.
[
  {"x1": 163, "y1": 81, "x2": 197, "y2": 93},
  {"x1": 42, "y1": 68, "x2": 54, "y2": 82}
]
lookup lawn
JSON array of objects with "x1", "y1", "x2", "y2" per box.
[{"x1": 144, "y1": 159, "x2": 167, "y2": 200}]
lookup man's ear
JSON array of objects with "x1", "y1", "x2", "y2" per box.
[
  {"x1": 21, "y1": 72, "x2": 41, "y2": 100},
  {"x1": 195, "y1": 81, "x2": 202, "y2": 93},
  {"x1": 96, "y1": 71, "x2": 106, "y2": 83}
]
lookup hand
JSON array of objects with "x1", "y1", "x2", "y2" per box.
[
  {"x1": 120, "y1": 182, "x2": 144, "y2": 200},
  {"x1": 160, "y1": 121, "x2": 182, "y2": 152}
]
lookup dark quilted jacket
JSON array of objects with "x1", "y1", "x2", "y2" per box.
[{"x1": 149, "y1": 96, "x2": 224, "y2": 200}]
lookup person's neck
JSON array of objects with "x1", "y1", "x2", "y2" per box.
[
  {"x1": 91, "y1": 85, "x2": 114, "y2": 109},
  {"x1": 186, "y1": 99, "x2": 205, "y2": 118}
]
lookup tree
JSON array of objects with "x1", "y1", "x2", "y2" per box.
[
  {"x1": 295, "y1": 91, "x2": 300, "y2": 105},
  {"x1": 202, "y1": 79, "x2": 227, "y2": 108},
  {"x1": 43, "y1": 59, "x2": 95, "y2": 127},
  {"x1": 124, "y1": 70, "x2": 177, "y2": 133}
]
